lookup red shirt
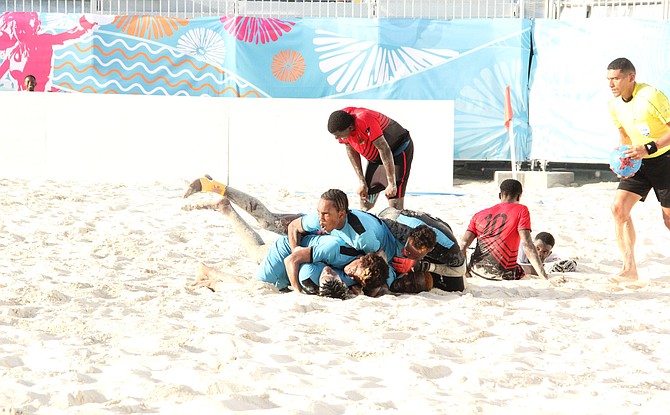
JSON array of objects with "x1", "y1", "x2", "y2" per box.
[
  {"x1": 467, "y1": 202, "x2": 531, "y2": 272},
  {"x1": 337, "y1": 107, "x2": 392, "y2": 161}
]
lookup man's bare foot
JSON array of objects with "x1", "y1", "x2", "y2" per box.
[
  {"x1": 609, "y1": 269, "x2": 639, "y2": 283},
  {"x1": 191, "y1": 263, "x2": 221, "y2": 291},
  {"x1": 194, "y1": 263, "x2": 213, "y2": 283}
]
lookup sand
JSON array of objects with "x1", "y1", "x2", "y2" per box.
[{"x1": 1, "y1": 177, "x2": 670, "y2": 414}]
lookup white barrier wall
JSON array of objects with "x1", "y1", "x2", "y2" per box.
[{"x1": 0, "y1": 93, "x2": 454, "y2": 193}]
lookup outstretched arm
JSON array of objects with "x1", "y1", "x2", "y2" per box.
[
  {"x1": 287, "y1": 216, "x2": 306, "y2": 252},
  {"x1": 459, "y1": 231, "x2": 476, "y2": 261},
  {"x1": 284, "y1": 247, "x2": 312, "y2": 293},
  {"x1": 520, "y1": 230, "x2": 548, "y2": 279},
  {"x1": 372, "y1": 136, "x2": 397, "y2": 199},
  {"x1": 345, "y1": 144, "x2": 368, "y2": 203},
  {"x1": 192, "y1": 263, "x2": 280, "y2": 293},
  {"x1": 46, "y1": 15, "x2": 97, "y2": 45}
]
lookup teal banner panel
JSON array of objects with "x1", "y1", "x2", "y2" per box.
[{"x1": 531, "y1": 18, "x2": 670, "y2": 163}]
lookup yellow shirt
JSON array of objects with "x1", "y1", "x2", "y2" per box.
[{"x1": 608, "y1": 82, "x2": 670, "y2": 158}]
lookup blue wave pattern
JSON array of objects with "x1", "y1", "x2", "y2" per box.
[{"x1": 52, "y1": 30, "x2": 262, "y2": 97}]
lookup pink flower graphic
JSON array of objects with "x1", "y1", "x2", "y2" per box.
[{"x1": 220, "y1": 17, "x2": 294, "y2": 45}]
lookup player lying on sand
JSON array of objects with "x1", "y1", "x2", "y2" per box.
[{"x1": 184, "y1": 176, "x2": 438, "y2": 295}]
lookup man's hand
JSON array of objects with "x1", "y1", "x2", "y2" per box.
[
  {"x1": 384, "y1": 182, "x2": 398, "y2": 199},
  {"x1": 190, "y1": 278, "x2": 221, "y2": 292},
  {"x1": 392, "y1": 256, "x2": 416, "y2": 273},
  {"x1": 357, "y1": 183, "x2": 369, "y2": 202},
  {"x1": 623, "y1": 144, "x2": 647, "y2": 160}
]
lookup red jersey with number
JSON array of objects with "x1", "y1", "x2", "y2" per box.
[
  {"x1": 467, "y1": 202, "x2": 531, "y2": 276},
  {"x1": 337, "y1": 107, "x2": 406, "y2": 161}
]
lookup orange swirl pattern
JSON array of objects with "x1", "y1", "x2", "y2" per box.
[
  {"x1": 113, "y1": 16, "x2": 189, "y2": 40},
  {"x1": 271, "y1": 50, "x2": 305, "y2": 82},
  {"x1": 73, "y1": 44, "x2": 227, "y2": 75},
  {"x1": 54, "y1": 62, "x2": 261, "y2": 97}
]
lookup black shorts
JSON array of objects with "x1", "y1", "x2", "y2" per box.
[
  {"x1": 431, "y1": 273, "x2": 465, "y2": 292},
  {"x1": 618, "y1": 150, "x2": 670, "y2": 207},
  {"x1": 365, "y1": 138, "x2": 414, "y2": 199}
]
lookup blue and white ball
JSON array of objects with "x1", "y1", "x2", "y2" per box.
[{"x1": 609, "y1": 145, "x2": 642, "y2": 177}]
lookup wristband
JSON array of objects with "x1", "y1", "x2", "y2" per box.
[{"x1": 644, "y1": 141, "x2": 658, "y2": 155}]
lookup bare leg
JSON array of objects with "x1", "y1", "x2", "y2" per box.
[
  {"x1": 216, "y1": 198, "x2": 270, "y2": 264},
  {"x1": 184, "y1": 176, "x2": 300, "y2": 235},
  {"x1": 224, "y1": 187, "x2": 301, "y2": 235},
  {"x1": 662, "y1": 206, "x2": 670, "y2": 232},
  {"x1": 610, "y1": 190, "x2": 641, "y2": 282},
  {"x1": 193, "y1": 263, "x2": 278, "y2": 292},
  {"x1": 193, "y1": 262, "x2": 249, "y2": 286},
  {"x1": 388, "y1": 197, "x2": 404, "y2": 210}
]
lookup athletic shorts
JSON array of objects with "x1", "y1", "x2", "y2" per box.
[
  {"x1": 431, "y1": 273, "x2": 465, "y2": 292},
  {"x1": 365, "y1": 138, "x2": 414, "y2": 199},
  {"x1": 618, "y1": 150, "x2": 670, "y2": 207}
]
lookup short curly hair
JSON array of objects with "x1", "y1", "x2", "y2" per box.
[
  {"x1": 535, "y1": 231, "x2": 555, "y2": 248},
  {"x1": 327, "y1": 110, "x2": 355, "y2": 134},
  {"x1": 319, "y1": 278, "x2": 348, "y2": 300},
  {"x1": 321, "y1": 189, "x2": 349, "y2": 213},
  {"x1": 408, "y1": 225, "x2": 437, "y2": 251},
  {"x1": 358, "y1": 253, "x2": 389, "y2": 296}
]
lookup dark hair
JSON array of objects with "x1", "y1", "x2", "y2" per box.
[
  {"x1": 607, "y1": 57, "x2": 635, "y2": 74},
  {"x1": 319, "y1": 278, "x2": 348, "y2": 300},
  {"x1": 321, "y1": 189, "x2": 349, "y2": 212},
  {"x1": 408, "y1": 225, "x2": 437, "y2": 251},
  {"x1": 359, "y1": 253, "x2": 389, "y2": 296},
  {"x1": 327, "y1": 110, "x2": 355, "y2": 134},
  {"x1": 499, "y1": 179, "x2": 523, "y2": 198},
  {"x1": 24, "y1": 74, "x2": 36, "y2": 81},
  {"x1": 535, "y1": 231, "x2": 555, "y2": 248}
]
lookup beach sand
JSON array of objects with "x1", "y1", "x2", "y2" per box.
[{"x1": 1, "y1": 177, "x2": 670, "y2": 414}]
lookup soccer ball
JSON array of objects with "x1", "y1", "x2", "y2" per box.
[{"x1": 609, "y1": 145, "x2": 642, "y2": 177}]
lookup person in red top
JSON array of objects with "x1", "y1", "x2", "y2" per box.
[
  {"x1": 327, "y1": 107, "x2": 414, "y2": 210},
  {"x1": 459, "y1": 179, "x2": 548, "y2": 280}
]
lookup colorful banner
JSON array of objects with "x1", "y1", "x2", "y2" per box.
[{"x1": 0, "y1": 13, "x2": 530, "y2": 160}]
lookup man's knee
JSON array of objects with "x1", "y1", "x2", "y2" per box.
[
  {"x1": 611, "y1": 201, "x2": 631, "y2": 222},
  {"x1": 388, "y1": 197, "x2": 404, "y2": 210},
  {"x1": 662, "y1": 210, "x2": 670, "y2": 230}
]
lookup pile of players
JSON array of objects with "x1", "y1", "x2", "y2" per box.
[{"x1": 184, "y1": 175, "x2": 567, "y2": 300}]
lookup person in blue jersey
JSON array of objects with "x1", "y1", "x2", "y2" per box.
[
  {"x1": 186, "y1": 193, "x2": 388, "y2": 299},
  {"x1": 194, "y1": 250, "x2": 389, "y2": 300},
  {"x1": 379, "y1": 207, "x2": 467, "y2": 292},
  {"x1": 184, "y1": 178, "x2": 436, "y2": 294},
  {"x1": 286, "y1": 188, "x2": 403, "y2": 288}
]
